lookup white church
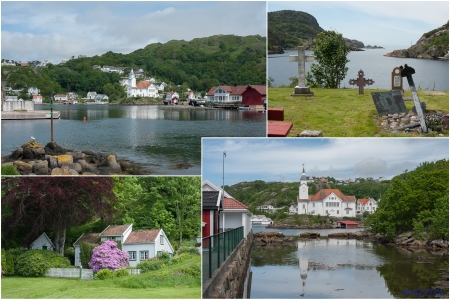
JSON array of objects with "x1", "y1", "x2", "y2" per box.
[
  {"x1": 126, "y1": 69, "x2": 159, "y2": 98},
  {"x1": 295, "y1": 167, "x2": 356, "y2": 217}
]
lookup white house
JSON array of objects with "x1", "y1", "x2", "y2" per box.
[
  {"x1": 202, "y1": 180, "x2": 252, "y2": 238},
  {"x1": 30, "y1": 232, "x2": 55, "y2": 251},
  {"x1": 357, "y1": 198, "x2": 378, "y2": 214},
  {"x1": 73, "y1": 224, "x2": 174, "y2": 267},
  {"x1": 28, "y1": 87, "x2": 40, "y2": 95},
  {"x1": 126, "y1": 69, "x2": 159, "y2": 98},
  {"x1": 297, "y1": 167, "x2": 356, "y2": 217},
  {"x1": 54, "y1": 94, "x2": 68, "y2": 101},
  {"x1": 94, "y1": 94, "x2": 109, "y2": 103},
  {"x1": 256, "y1": 205, "x2": 274, "y2": 211},
  {"x1": 32, "y1": 95, "x2": 43, "y2": 103},
  {"x1": 87, "y1": 91, "x2": 97, "y2": 99},
  {"x1": 289, "y1": 205, "x2": 297, "y2": 214}
]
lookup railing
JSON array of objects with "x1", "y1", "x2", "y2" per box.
[{"x1": 202, "y1": 226, "x2": 244, "y2": 283}]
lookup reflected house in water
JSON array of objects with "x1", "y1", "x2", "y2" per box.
[{"x1": 206, "y1": 85, "x2": 266, "y2": 109}]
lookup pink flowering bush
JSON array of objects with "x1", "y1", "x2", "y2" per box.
[{"x1": 88, "y1": 240, "x2": 129, "y2": 272}]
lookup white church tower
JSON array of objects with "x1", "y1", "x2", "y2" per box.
[
  {"x1": 129, "y1": 69, "x2": 136, "y2": 88},
  {"x1": 298, "y1": 165, "x2": 308, "y2": 214}
]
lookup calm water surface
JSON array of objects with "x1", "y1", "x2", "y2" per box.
[
  {"x1": 269, "y1": 48, "x2": 449, "y2": 90},
  {"x1": 251, "y1": 231, "x2": 448, "y2": 299},
  {"x1": 1, "y1": 105, "x2": 266, "y2": 175}
]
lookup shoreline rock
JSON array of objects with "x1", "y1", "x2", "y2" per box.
[{"x1": 3, "y1": 141, "x2": 151, "y2": 176}]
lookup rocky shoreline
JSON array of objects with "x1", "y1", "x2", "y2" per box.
[{"x1": 2, "y1": 140, "x2": 194, "y2": 176}]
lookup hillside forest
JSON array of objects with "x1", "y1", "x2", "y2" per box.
[{"x1": 1, "y1": 34, "x2": 266, "y2": 102}]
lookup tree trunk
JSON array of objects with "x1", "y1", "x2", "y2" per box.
[{"x1": 54, "y1": 226, "x2": 66, "y2": 255}]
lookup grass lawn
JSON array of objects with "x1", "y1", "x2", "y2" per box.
[
  {"x1": 269, "y1": 88, "x2": 449, "y2": 137},
  {"x1": 1, "y1": 255, "x2": 201, "y2": 299}
]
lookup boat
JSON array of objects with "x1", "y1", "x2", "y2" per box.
[{"x1": 238, "y1": 106, "x2": 250, "y2": 110}]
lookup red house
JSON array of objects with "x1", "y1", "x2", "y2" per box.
[
  {"x1": 202, "y1": 190, "x2": 223, "y2": 238},
  {"x1": 337, "y1": 220, "x2": 359, "y2": 228},
  {"x1": 241, "y1": 85, "x2": 266, "y2": 106}
]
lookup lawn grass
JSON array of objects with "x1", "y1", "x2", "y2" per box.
[
  {"x1": 1, "y1": 255, "x2": 201, "y2": 299},
  {"x1": 268, "y1": 88, "x2": 449, "y2": 137}
]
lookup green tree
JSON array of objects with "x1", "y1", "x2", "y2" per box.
[
  {"x1": 366, "y1": 159, "x2": 449, "y2": 239},
  {"x1": 306, "y1": 30, "x2": 350, "y2": 88},
  {"x1": 80, "y1": 242, "x2": 96, "y2": 268}
]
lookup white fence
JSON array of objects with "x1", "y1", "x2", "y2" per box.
[{"x1": 45, "y1": 268, "x2": 141, "y2": 280}]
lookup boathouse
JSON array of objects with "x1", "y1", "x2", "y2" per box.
[{"x1": 337, "y1": 220, "x2": 359, "y2": 228}]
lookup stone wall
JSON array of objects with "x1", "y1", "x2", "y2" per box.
[
  {"x1": 2, "y1": 100, "x2": 34, "y2": 112},
  {"x1": 203, "y1": 232, "x2": 254, "y2": 299}
]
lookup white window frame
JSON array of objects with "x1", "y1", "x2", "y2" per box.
[
  {"x1": 128, "y1": 251, "x2": 136, "y2": 261},
  {"x1": 160, "y1": 235, "x2": 164, "y2": 245},
  {"x1": 140, "y1": 251, "x2": 149, "y2": 260}
]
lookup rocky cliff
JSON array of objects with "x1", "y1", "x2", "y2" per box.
[{"x1": 385, "y1": 22, "x2": 449, "y2": 60}]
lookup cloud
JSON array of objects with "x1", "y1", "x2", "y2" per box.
[
  {"x1": 2, "y1": 1, "x2": 266, "y2": 63},
  {"x1": 354, "y1": 158, "x2": 388, "y2": 177}
]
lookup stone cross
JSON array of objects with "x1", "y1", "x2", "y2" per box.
[
  {"x1": 289, "y1": 46, "x2": 314, "y2": 88},
  {"x1": 349, "y1": 70, "x2": 374, "y2": 94}
]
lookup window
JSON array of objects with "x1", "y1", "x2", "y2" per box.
[
  {"x1": 337, "y1": 210, "x2": 339, "y2": 214},
  {"x1": 313, "y1": 203, "x2": 315, "y2": 207},
  {"x1": 346, "y1": 210, "x2": 349, "y2": 215},
  {"x1": 42, "y1": 245, "x2": 47, "y2": 250},
  {"x1": 160, "y1": 235, "x2": 164, "y2": 245},
  {"x1": 128, "y1": 251, "x2": 136, "y2": 261},
  {"x1": 325, "y1": 210, "x2": 328, "y2": 215},
  {"x1": 140, "y1": 251, "x2": 149, "y2": 260},
  {"x1": 302, "y1": 204, "x2": 305, "y2": 209}
]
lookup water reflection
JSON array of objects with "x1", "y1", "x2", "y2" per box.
[{"x1": 250, "y1": 238, "x2": 448, "y2": 299}]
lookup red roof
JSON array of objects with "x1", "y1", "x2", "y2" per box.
[
  {"x1": 100, "y1": 224, "x2": 131, "y2": 236},
  {"x1": 135, "y1": 81, "x2": 151, "y2": 89},
  {"x1": 301, "y1": 189, "x2": 355, "y2": 202},
  {"x1": 206, "y1": 85, "x2": 266, "y2": 97},
  {"x1": 339, "y1": 220, "x2": 359, "y2": 226},
  {"x1": 223, "y1": 197, "x2": 248, "y2": 210},
  {"x1": 123, "y1": 229, "x2": 160, "y2": 244},
  {"x1": 358, "y1": 198, "x2": 370, "y2": 205}
]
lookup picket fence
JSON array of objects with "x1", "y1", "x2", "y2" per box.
[{"x1": 45, "y1": 268, "x2": 141, "y2": 280}]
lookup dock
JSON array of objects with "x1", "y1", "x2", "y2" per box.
[{"x1": 2, "y1": 110, "x2": 60, "y2": 120}]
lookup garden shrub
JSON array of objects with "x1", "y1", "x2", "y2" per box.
[
  {"x1": 157, "y1": 251, "x2": 171, "y2": 263},
  {"x1": 176, "y1": 246, "x2": 198, "y2": 256},
  {"x1": 14, "y1": 249, "x2": 71, "y2": 277},
  {"x1": 80, "y1": 242, "x2": 96, "y2": 268},
  {"x1": 1, "y1": 165, "x2": 20, "y2": 175},
  {"x1": 94, "y1": 268, "x2": 114, "y2": 280},
  {"x1": 88, "y1": 240, "x2": 129, "y2": 272},
  {"x1": 137, "y1": 257, "x2": 164, "y2": 273},
  {"x1": 114, "y1": 268, "x2": 129, "y2": 278},
  {"x1": 3, "y1": 248, "x2": 25, "y2": 276}
]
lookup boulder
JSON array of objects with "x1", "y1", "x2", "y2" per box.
[
  {"x1": 104, "y1": 154, "x2": 122, "y2": 173},
  {"x1": 21, "y1": 141, "x2": 46, "y2": 160},
  {"x1": 44, "y1": 141, "x2": 70, "y2": 155},
  {"x1": 78, "y1": 160, "x2": 99, "y2": 173},
  {"x1": 47, "y1": 156, "x2": 59, "y2": 169},
  {"x1": 32, "y1": 160, "x2": 49, "y2": 175},
  {"x1": 13, "y1": 161, "x2": 33, "y2": 175},
  {"x1": 51, "y1": 165, "x2": 79, "y2": 176},
  {"x1": 10, "y1": 147, "x2": 23, "y2": 160},
  {"x1": 61, "y1": 163, "x2": 82, "y2": 174},
  {"x1": 52, "y1": 155, "x2": 74, "y2": 167}
]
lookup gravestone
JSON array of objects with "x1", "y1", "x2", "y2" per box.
[
  {"x1": 391, "y1": 66, "x2": 403, "y2": 93},
  {"x1": 349, "y1": 70, "x2": 374, "y2": 94},
  {"x1": 289, "y1": 46, "x2": 314, "y2": 96},
  {"x1": 371, "y1": 91, "x2": 407, "y2": 116}
]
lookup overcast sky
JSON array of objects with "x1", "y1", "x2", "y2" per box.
[
  {"x1": 202, "y1": 138, "x2": 449, "y2": 187},
  {"x1": 268, "y1": 1, "x2": 449, "y2": 49},
  {"x1": 1, "y1": 1, "x2": 266, "y2": 63}
]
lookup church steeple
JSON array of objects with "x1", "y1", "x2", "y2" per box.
[{"x1": 298, "y1": 164, "x2": 308, "y2": 213}]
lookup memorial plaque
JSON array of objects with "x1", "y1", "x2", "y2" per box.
[
  {"x1": 391, "y1": 67, "x2": 403, "y2": 92},
  {"x1": 371, "y1": 91, "x2": 407, "y2": 116}
]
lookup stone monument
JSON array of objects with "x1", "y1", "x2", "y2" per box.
[
  {"x1": 391, "y1": 66, "x2": 403, "y2": 93},
  {"x1": 349, "y1": 70, "x2": 374, "y2": 94},
  {"x1": 289, "y1": 46, "x2": 314, "y2": 96}
]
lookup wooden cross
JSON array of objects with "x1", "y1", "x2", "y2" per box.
[
  {"x1": 349, "y1": 70, "x2": 374, "y2": 94},
  {"x1": 289, "y1": 46, "x2": 314, "y2": 87}
]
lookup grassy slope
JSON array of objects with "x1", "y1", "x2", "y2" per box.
[
  {"x1": 269, "y1": 88, "x2": 449, "y2": 137},
  {"x1": 1, "y1": 255, "x2": 201, "y2": 299}
]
